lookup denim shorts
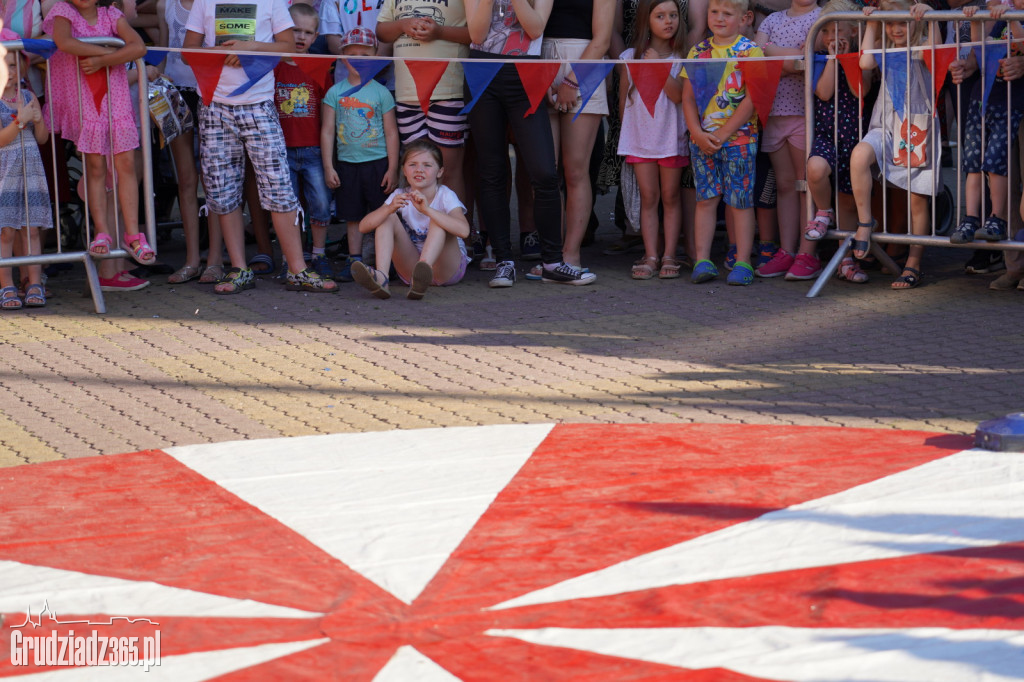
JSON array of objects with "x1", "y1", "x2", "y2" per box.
[
  {"x1": 199, "y1": 100, "x2": 298, "y2": 214},
  {"x1": 287, "y1": 146, "x2": 331, "y2": 226},
  {"x1": 690, "y1": 141, "x2": 757, "y2": 208}
]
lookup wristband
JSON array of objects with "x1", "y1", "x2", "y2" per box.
[{"x1": 563, "y1": 77, "x2": 580, "y2": 89}]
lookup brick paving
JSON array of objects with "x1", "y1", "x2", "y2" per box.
[{"x1": 1, "y1": 207, "x2": 1022, "y2": 466}]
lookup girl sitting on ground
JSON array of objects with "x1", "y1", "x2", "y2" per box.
[{"x1": 352, "y1": 139, "x2": 470, "y2": 300}]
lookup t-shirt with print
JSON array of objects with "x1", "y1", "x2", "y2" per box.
[
  {"x1": 324, "y1": 78, "x2": 395, "y2": 164},
  {"x1": 320, "y1": 0, "x2": 384, "y2": 36},
  {"x1": 275, "y1": 61, "x2": 327, "y2": 147},
  {"x1": 617, "y1": 48, "x2": 688, "y2": 159},
  {"x1": 757, "y1": 7, "x2": 820, "y2": 116},
  {"x1": 385, "y1": 184, "x2": 467, "y2": 258},
  {"x1": 682, "y1": 35, "x2": 762, "y2": 146},
  {"x1": 185, "y1": 0, "x2": 294, "y2": 105},
  {"x1": 470, "y1": 0, "x2": 541, "y2": 56},
  {"x1": 377, "y1": 0, "x2": 469, "y2": 103}
]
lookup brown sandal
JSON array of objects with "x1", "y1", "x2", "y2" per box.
[
  {"x1": 659, "y1": 257, "x2": 682, "y2": 279},
  {"x1": 631, "y1": 256, "x2": 658, "y2": 280}
]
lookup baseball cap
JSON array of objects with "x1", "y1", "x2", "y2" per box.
[{"x1": 339, "y1": 26, "x2": 378, "y2": 49}]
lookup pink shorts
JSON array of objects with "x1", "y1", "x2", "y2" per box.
[
  {"x1": 625, "y1": 155, "x2": 689, "y2": 168},
  {"x1": 760, "y1": 115, "x2": 807, "y2": 153}
]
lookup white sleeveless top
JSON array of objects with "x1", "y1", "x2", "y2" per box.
[{"x1": 163, "y1": 0, "x2": 198, "y2": 89}]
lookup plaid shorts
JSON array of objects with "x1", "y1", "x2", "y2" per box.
[
  {"x1": 690, "y1": 141, "x2": 757, "y2": 209},
  {"x1": 199, "y1": 100, "x2": 298, "y2": 214}
]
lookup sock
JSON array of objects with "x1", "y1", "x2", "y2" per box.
[
  {"x1": 312, "y1": 247, "x2": 326, "y2": 256},
  {"x1": 543, "y1": 261, "x2": 562, "y2": 271}
]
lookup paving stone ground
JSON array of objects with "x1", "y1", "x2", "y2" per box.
[{"x1": 1, "y1": 201, "x2": 1022, "y2": 466}]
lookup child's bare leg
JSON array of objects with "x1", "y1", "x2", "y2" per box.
[
  {"x1": 0, "y1": 227, "x2": 14, "y2": 290},
  {"x1": 418, "y1": 223, "x2": 464, "y2": 283},
  {"x1": 84, "y1": 153, "x2": 110, "y2": 235},
  {"x1": 634, "y1": 162, "x2": 662, "y2": 261},
  {"x1": 22, "y1": 227, "x2": 43, "y2": 285},
  {"x1": 244, "y1": 163, "x2": 273, "y2": 259},
  {"x1": 694, "y1": 196, "x2": 720, "y2": 261},
  {"x1": 169, "y1": 131, "x2": 201, "y2": 269},
  {"x1": 346, "y1": 222, "x2": 361, "y2": 259},
  {"x1": 373, "y1": 215, "x2": 398, "y2": 277},
  {"x1": 273, "y1": 210, "x2": 308, "y2": 274},
  {"x1": 849, "y1": 142, "x2": 876, "y2": 257},
  {"x1": 217, "y1": 208, "x2": 248, "y2": 270},
  {"x1": 660, "y1": 166, "x2": 683, "y2": 261},
  {"x1": 806, "y1": 155, "x2": 833, "y2": 212},
  {"x1": 769, "y1": 145, "x2": 800, "y2": 253},
  {"x1": 311, "y1": 222, "x2": 328, "y2": 252},
  {"x1": 111, "y1": 150, "x2": 139, "y2": 236},
  {"x1": 893, "y1": 193, "x2": 929, "y2": 289},
  {"x1": 964, "y1": 172, "x2": 982, "y2": 218},
  {"x1": 726, "y1": 205, "x2": 755, "y2": 267},
  {"x1": 988, "y1": 173, "x2": 1009, "y2": 219},
  {"x1": 206, "y1": 211, "x2": 223, "y2": 268}
]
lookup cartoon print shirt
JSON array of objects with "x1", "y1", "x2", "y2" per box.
[
  {"x1": 274, "y1": 61, "x2": 326, "y2": 147},
  {"x1": 323, "y1": 78, "x2": 395, "y2": 164},
  {"x1": 682, "y1": 35, "x2": 763, "y2": 146},
  {"x1": 471, "y1": 0, "x2": 542, "y2": 56}
]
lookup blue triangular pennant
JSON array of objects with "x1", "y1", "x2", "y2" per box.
[
  {"x1": 228, "y1": 54, "x2": 281, "y2": 97},
  {"x1": 812, "y1": 53, "x2": 827, "y2": 90},
  {"x1": 20, "y1": 39, "x2": 56, "y2": 60},
  {"x1": 459, "y1": 61, "x2": 503, "y2": 115},
  {"x1": 974, "y1": 44, "x2": 1007, "y2": 108},
  {"x1": 143, "y1": 48, "x2": 168, "y2": 67},
  {"x1": 883, "y1": 57, "x2": 908, "y2": 117},
  {"x1": 570, "y1": 61, "x2": 614, "y2": 122},
  {"x1": 687, "y1": 60, "x2": 726, "y2": 115},
  {"x1": 336, "y1": 58, "x2": 390, "y2": 97}
]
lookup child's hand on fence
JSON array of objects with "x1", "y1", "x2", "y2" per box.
[
  {"x1": 990, "y1": 2, "x2": 1010, "y2": 19},
  {"x1": 909, "y1": 3, "x2": 929, "y2": 20},
  {"x1": 949, "y1": 58, "x2": 967, "y2": 83},
  {"x1": 218, "y1": 40, "x2": 249, "y2": 68},
  {"x1": 828, "y1": 37, "x2": 849, "y2": 55},
  {"x1": 963, "y1": 5, "x2": 979, "y2": 17},
  {"x1": 79, "y1": 50, "x2": 113, "y2": 75},
  {"x1": 1000, "y1": 55, "x2": 1024, "y2": 80},
  {"x1": 863, "y1": 6, "x2": 876, "y2": 16}
]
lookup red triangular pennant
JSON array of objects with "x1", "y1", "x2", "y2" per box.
[
  {"x1": 837, "y1": 52, "x2": 864, "y2": 99},
  {"x1": 739, "y1": 58, "x2": 784, "y2": 129},
  {"x1": 292, "y1": 55, "x2": 334, "y2": 90},
  {"x1": 79, "y1": 63, "x2": 107, "y2": 113},
  {"x1": 626, "y1": 61, "x2": 673, "y2": 118},
  {"x1": 405, "y1": 60, "x2": 449, "y2": 116},
  {"x1": 515, "y1": 62, "x2": 560, "y2": 116},
  {"x1": 925, "y1": 45, "x2": 957, "y2": 109},
  {"x1": 184, "y1": 51, "x2": 227, "y2": 106}
]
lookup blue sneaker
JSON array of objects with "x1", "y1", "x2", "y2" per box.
[
  {"x1": 691, "y1": 259, "x2": 718, "y2": 283},
  {"x1": 310, "y1": 255, "x2": 334, "y2": 281},
  {"x1": 335, "y1": 255, "x2": 361, "y2": 283},
  {"x1": 755, "y1": 241, "x2": 780, "y2": 268},
  {"x1": 727, "y1": 261, "x2": 755, "y2": 286},
  {"x1": 724, "y1": 244, "x2": 737, "y2": 271},
  {"x1": 520, "y1": 231, "x2": 542, "y2": 260}
]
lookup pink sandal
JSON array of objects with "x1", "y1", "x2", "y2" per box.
[
  {"x1": 123, "y1": 232, "x2": 156, "y2": 265},
  {"x1": 804, "y1": 209, "x2": 834, "y2": 241},
  {"x1": 88, "y1": 232, "x2": 113, "y2": 256}
]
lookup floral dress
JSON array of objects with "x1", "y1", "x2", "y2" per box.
[
  {"x1": 0, "y1": 90, "x2": 52, "y2": 230},
  {"x1": 42, "y1": 3, "x2": 138, "y2": 155}
]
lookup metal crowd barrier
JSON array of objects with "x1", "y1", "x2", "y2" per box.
[
  {"x1": 0, "y1": 37, "x2": 155, "y2": 314},
  {"x1": 804, "y1": 10, "x2": 1024, "y2": 297}
]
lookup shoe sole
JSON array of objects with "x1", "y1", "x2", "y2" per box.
[
  {"x1": 784, "y1": 270, "x2": 822, "y2": 281},
  {"x1": 407, "y1": 262, "x2": 432, "y2": 300},
  {"x1": 284, "y1": 282, "x2": 339, "y2": 293},
  {"x1": 488, "y1": 279, "x2": 514, "y2": 288},
  {"x1": 351, "y1": 261, "x2": 391, "y2": 299},
  {"x1": 541, "y1": 276, "x2": 597, "y2": 285}
]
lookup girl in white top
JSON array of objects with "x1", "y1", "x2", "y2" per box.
[
  {"x1": 352, "y1": 140, "x2": 471, "y2": 301},
  {"x1": 617, "y1": 0, "x2": 688, "y2": 280}
]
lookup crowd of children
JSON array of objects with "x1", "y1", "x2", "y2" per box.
[{"x1": 2, "y1": 0, "x2": 1024, "y2": 309}]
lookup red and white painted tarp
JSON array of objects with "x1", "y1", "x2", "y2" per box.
[{"x1": 1, "y1": 424, "x2": 1022, "y2": 680}]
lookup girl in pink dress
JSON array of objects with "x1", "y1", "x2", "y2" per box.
[{"x1": 43, "y1": 0, "x2": 152, "y2": 263}]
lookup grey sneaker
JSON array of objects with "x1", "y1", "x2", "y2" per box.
[
  {"x1": 489, "y1": 261, "x2": 516, "y2": 288},
  {"x1": 541, "y1": 262, "x2": 597, "y2": 285}
]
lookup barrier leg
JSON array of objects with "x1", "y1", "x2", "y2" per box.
[
  {"x1": 81, "y1": 253, "x2": 106, "y2": 314},
  {"x1": 806, "y1": 236, "x2": 851, "y2": 298}
]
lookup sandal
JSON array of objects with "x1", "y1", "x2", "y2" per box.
[
  {"x1": 23, "y1": 283, "x2": 46, "y2": 307},
  {"x1": 631, "y1": 255, "x2": 658, "y2": 280},
  {"x1": 247, "y1": 253, "x2": 276, "y2": 275},
  {"x1": 479, "y1": 245, "x2": 496, "y2": 271},
  {"x1": 168, "y1": 264, "x2": 204, "y2": 284},
  {"x1": 122, "y1": 233, "x2": 156, "y2": 265},
  {"x1": 285, "y1": 268, "x2": 339, "y2": 293},
  {"x1": 214, "y1": 267, "x2": 256, "y2": 295},
  {"x1": 88, "y1": 232, "x2": 113, "y2": 257},
  {"x1": 19, "y1": 278, "x2": 52, "y2": 299},
  {"x1": 852, "y1": 219, "x2": 875, "y2": 260},
  {"x1": 351, "y1": 260, "x2": 391, "y2": 299},
  {"x1": 837, "y1": 256, "x2": 869, "y2": 283},
  {"x1": 1, "y1": 286, "x2": 22, "y2": 310},
  {"x1": 199, "y1": 264, "x2": 225, "y2": 283},
  {"x1": 659, "y1": 257, "x2": 682, "y2": 279},
  {"x1": 408, "y1": 261, "x2": 432, "y2": 300},
  {"x1": 804, "y1": 208, "x2": 834, "y2": 241},
  {"x1": 891, "y1": 266, "x2": 922, "y2": 290}
]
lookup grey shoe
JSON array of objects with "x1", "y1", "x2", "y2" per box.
[{"x1": 489, "y1": 261, "x2": 516, "y2": 288}]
